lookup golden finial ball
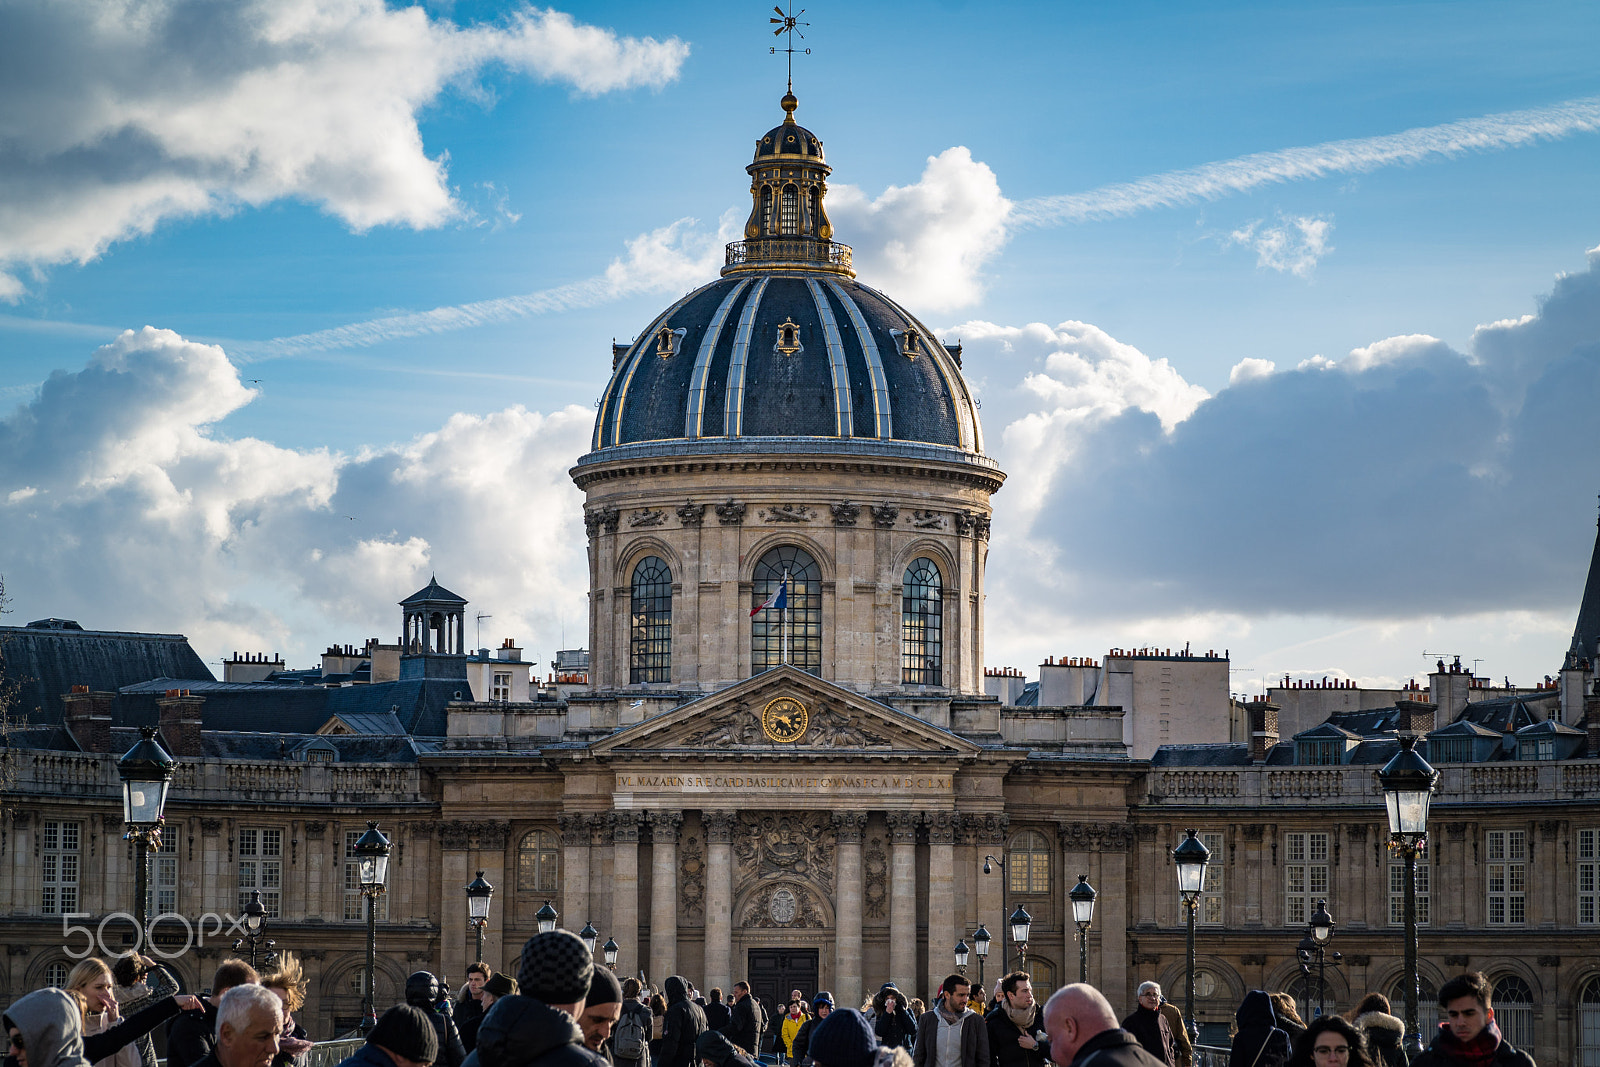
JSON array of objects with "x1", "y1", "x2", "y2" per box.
[{"x1": 781, "y1": 92, "x2": 798, "y2": 121}]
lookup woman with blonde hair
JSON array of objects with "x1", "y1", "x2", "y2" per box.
[
  {"x1": 261, "y1": 954, "x2": 315, "y2": 1067},
  {"x1": 66, "y1": 958, "x2": 203, "y2": 1067}
]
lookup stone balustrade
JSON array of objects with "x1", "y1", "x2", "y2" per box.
[{"x1": 12, "y1": 752, "x2": 421, "y2": 804}]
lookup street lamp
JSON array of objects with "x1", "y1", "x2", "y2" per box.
[
  {"x1": 602, "y1": 937, "x2": 620, "y2": 969},
  {"x1": 353, "y1": 821, "x2": 392, "y2": 1033},
  {"x1": 579, "y1": 921, "x2": 599, "y2": 955},
  {"x1": 1299, "y1": 900, "x2": 1336, "y2": 1017},
  {"x1": 1009, "y1": 904, "x2": 1033, "y2": 969},
  {"x1": 972, "y1": 924, "x2": 991, "y2": 991},
  {"x1": 1380, "y1": 733, "x2": 1438, "y2": 1057},
  {"x1": 1070, "y1": 875, "x2": 1096, "y2": 983},
  {"x1": 465, "y1": 871, "x2": 494, "y2": 964},
  {"x1": 117, "y1": 726, "x2": 176, "y2": 934},
  {"x1": 233, "y1": 890, "x2": 275, "y2": 970},
  {"x1": 1171, "y1": 828, "x2": 1211, "y2": 1043},
  {"x1": 536, "y1": 901, "x2": 559, "y2": 934},
  {"x1": 955, "y1": 939, "x2": 970, "y2": 973}
]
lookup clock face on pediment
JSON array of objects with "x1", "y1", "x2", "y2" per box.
[{"x1": 761, "y1": 697, "x2": 809, "y2": 743}]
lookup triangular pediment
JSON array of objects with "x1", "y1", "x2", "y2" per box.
[{"x1": 592, "y1": 666, "x2": 981, "y2": 756}]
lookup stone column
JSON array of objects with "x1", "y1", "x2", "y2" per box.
[
  {"x1": 833, "y1": 812, "x2": 867, "y2": 1007},
  {"x1": 558, "y1": 815, "x2": 592, "y2": 936},
  {"x1": 1241, "y1": 824, "x2": 1265, "y2": 926},
  {"x1": 611, "y1": 813, "x2": 641, "y2": 964},
  {"x1": 975, "y1": 814, "x2": 1008, "y2": 980},
  {"x1": 648, "y1": 812, "x2": 682, "y2": 983},
  {"x1": 886, "y1": 812, "x2": 919, "y2": 990},
  {"x1": 704, "y1": 812, "x2": 736, "y2": 991},
  {"x1": 440, "y1": 821, "x2": 474, "y2": 983},
  {"x1": 1097, "y1": 825, "x2": 1133, "y2": 1001},
  {"x1": 927, "y1": 812, "x2": 957, "y2": 999}
]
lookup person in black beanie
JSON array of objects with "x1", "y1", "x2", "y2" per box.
[
  {"x1": 462, "y1": 930, "x2": 608, "y2": 1067},
  {"x1": 696, "y1": 1031, "x2": 757, "y2": 1067},
  {"x1": 407, "y1": 974, "x2": 467, "y2": 1067},
  {"x1": 337, "y1": 1006, "x2": 440, "y2": 1067},
  {"x1": 577, "y1": 967, "x2": 624, "y2": 1060},
  {"x1": 808, "y1": 1009, "x2": 891, "y2": 1067}
]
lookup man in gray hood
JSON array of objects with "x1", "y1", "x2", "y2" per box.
[{"x1": 5, "y1": 988, "x2": 92, "y2": 1067}]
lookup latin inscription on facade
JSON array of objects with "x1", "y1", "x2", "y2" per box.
[{"x1": 613, "y1": 772, "x2": 953, "y2": 794}]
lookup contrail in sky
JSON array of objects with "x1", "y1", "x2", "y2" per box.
[
  {"x1": 254, "y1": 95, "x2": 1600, "y2": 354},
  {"x1": 1012, "y1": 95, "x2": 1600, "y2": 227}
]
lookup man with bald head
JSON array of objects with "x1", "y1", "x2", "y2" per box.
[{"x1": 1043, "y1": 986, "x2": 1166, "y2": 1067}]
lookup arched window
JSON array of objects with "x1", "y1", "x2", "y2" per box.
[
  {"x1": 1387, "y1": 974, "x2": 1443, "y2": 1027},
  {"x1": 43, "y1": 961, "x2": 68, "y2": 987},
  {"x1": 902, "y1": 558, "x2": 943, "y2": 685},
  {"x1": 517, "y1": 830, "x2": 559, "y2": 894},
  {"x1": 752, "y1": 545, "x2": 821, "y2": 675},
  {"x1": 630, "y1": 556, "x2": 672, "y2": 684},
  {"x1": 1026, "y1": 957, "x2": 1057, "y2": 1002},
  {"x1": 1008, "y1": 830, "x2": 1051, "y2": 894},
  {"x1": 761, "y1": 187, "x2": 774, "y2": 235},
  {"x1": 1493, "y1": 975, "x2": 1535, "y2": 1050},
  {"x1": 780, "y1": 185, "x2": 799, "y2": 234},
  {"x1": 1579, "y1": 976, "x2": 1600, "y2": 1067}
]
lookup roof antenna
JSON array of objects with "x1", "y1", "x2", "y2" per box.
[{"x1": 770, "y1": 4, "x2": 811, "y2": 99}]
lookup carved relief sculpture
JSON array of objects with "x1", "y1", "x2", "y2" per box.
[
  {"x1": 631, "y1": 509, "x2": 667, "y2": 528},
  {"x1": 681, "y1": 707, "x2": 763, "y2": 748},
  {"x1": 740, "y1": 882, "x2": 825, "y2": 929},
  {"x1": 830, "y1": 501, "x2": 860, "y2": 526},
  {"x1": 760, "y1": 504, "x2": 813, "y2": 523},
  {"x1": 871, "y1": 504, "x2": 899, "y2": 528},
  {"x1": 676, "y1": 502, "x2": 707, "y2": 527},
  {"x1": 732, "y1": 812, "x2": 836, "y2": 896},
  {"x1": 679, "y1": 834, "x2": 706, "y2": 926},
  {"x1": 908, "y1": 510, "x2": 945, "y2": 530},
  {"x1": 806, "y1": 705, "x2": 891, "y2": 748},
  {"x1": 716, "y1": 499, "x2": 747, "y2": 526},
  {"x1": 863, "y1": 838, "x2": 888, "y2": 919}
]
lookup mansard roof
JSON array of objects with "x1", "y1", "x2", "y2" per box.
[{"x1": 0, "y1": 624, "x2": 213, "y2": 725}]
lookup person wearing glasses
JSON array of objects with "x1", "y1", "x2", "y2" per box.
[{"x1": 1287, "y1": 1017, "x2": 1373, "y2": 1067}]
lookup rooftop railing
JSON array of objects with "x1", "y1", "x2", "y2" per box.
[{"x1": 723, "y1": 238, "x2": 854, "y2": 275}]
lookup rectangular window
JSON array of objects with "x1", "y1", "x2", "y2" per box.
[
  {"x1": 1486, "y1": 830, "x2": 1526, "y2": 925},
  {"x1": 1284, "y1": 831, "x2": 1329, "y2": 925},
  {"x1": 491, "y1": 672, "x2": 512, "y2": 702},
  {"x1": 1579, "y1": 829, "x2": 1597, "y2": 925},
  {"x1": 238, "y1": 828, "x2": 282, "y2": 917},
  {"x1": 132, "y1": 835, "x2": 179, "y2": 917},
  {"x1": 1388, "y1": 852, "x2": 1430, "y2": 927},
  {"x1": 41, "y1": 820, "x2": 80, "y2": 914},
  {"x1": 345, "y1": 829, "x2": 389, "y2": 922},
  {"x1": 1200, "y1": 831, "x2": 1225, "y2": 925}
]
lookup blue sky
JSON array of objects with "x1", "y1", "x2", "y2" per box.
[{"x1": 2, "y1": 0, "x2": 1599, "y2": 695}]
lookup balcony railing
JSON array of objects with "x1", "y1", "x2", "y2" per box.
[{"x1": 724, "y1": 238, "x2": 854, "y2": 275}]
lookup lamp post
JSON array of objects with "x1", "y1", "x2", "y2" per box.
[
  {"x1": 1009, "y1": 904, "x2": 1033, "y2": 970},
  {"x1": 1300, "y1": 900, "x2": 1336, "y2": 1017},
  {"x1": 536, "y1": 901, "x2": 559, "y2": 934},
  {"x1": 579, "y1": 921, "x2": 600, "y2": 955},
  {"x1": 233, "y1": 890, "x2": 274, "y2": 970},
  {"x1": 1070, "y1": 875, "x2": 1096, "y2": 984},
  {"x1": 353, "y1": 821, "x2": 392, "y2": 1033},
  {"x1": 1171, "y1": 828, "x2": 1210, "y2": 1043},
  {"x1": 1380, "y1": 734, "x2": 1438, "y2": 1057},
  {"x1": 117, "y1": 726, "x2": 176, "y2": 935},
  {"x1": 465, "y1": 871, "x2": 494, "y2": 964},
  {"x1": 602, "y1": 937, "x2": 620, "y2": 969},
  {"x1": 955, "y1": 939, "x2": 970, "y2": 975},
  {"x1": 972, "y1": 924, "x2": 991, "y2": 992}
]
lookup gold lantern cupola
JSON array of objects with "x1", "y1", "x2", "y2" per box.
[{"x1": 724, "y1": 93, "x2": 852, "y2": 277}]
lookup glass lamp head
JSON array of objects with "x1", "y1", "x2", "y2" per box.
[
  {"x1": 1171, "y1": 828, "x2": 1211, "y2": 897},
  {"x1": 352, "y1": 821, "x2": 392, "y2": 888},
  {"x1": 973, "y1": 924, "x2": 991, "y2": 958},
  {"x1": 1309, "y1": 900, "x2": 1334, "y2": 942},
  {"x1": 536, "y1": 901, "x2": 559, "y2": 934},
  {"x1": 243, "y1": 889, "x2": 266, "y2": 933},
  {"x1": 1379, "y1": 734, "x2": 1439, "y2": 836},
  {"x1": 602, "y1": 937, "x2": 620, "y2": 967},
  {"x1": 579, "y1": 921, "x2": 599, "y2": 954},
  {"x1": 465, "y1": 871, "x2": 494, "y2": 920},
  {"x1": 1009, "y1": 904, "x2": 1032, "y2": 945},
  {"x1": 118, "y1": 726, "x2": 176, "y2": 827},
  {"x1": 955, "y1": 940, "x2": 970, "y2": 968},
  {"x1": 1070, "y1": 874, "x2": 1097, "y2": 926}
]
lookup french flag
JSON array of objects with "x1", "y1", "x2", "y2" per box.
[{"x1": 750, "y1": 575, "x2": 788, "y2": 617}]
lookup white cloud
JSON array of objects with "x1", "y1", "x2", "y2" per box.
[
  {"x1": 1228, "y1": 357, "x2": 1276, "y2": 385},
  {"x1": 0, "y1": 0, "x2": 688, "y2": 299},
  {"x1": 1227, "y1": 214, "x2": 1333, "y2": 277},
  {"x1": 0, "y1": 326, "x2": 592, "y2": 669},
  {"x1": 828, "y1": 147, "x2": 1013, "y2": 311}
]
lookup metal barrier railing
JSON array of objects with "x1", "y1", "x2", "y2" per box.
[
  {"x1": 1195, "y1": 1044, "x2": 1231, "y2": 1067},
  {"x1": 301, "y1": 1038, "x2": 366, "y2": 1067}
]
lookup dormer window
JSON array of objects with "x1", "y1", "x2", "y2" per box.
[
  {"x1": 1297, "y1": 739, "x2": 1344, "y2": 765},
  {"x1": 655, "y1": 327, "x2": 685, "y2": 359},
  {"x1": 891, "y1": 328, "x2": 921, "y2": 360},
  {"x1": 775, "y1": 318, "x2": 802, "y2": 356}
]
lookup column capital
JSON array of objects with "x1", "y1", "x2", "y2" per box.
[
  {"x1": 558, "y1": 813, "x2": 590, "y2": 847},
  {"x1": 645, "y1": 811, "x2": 683, "y2": 843},
  {"x1": 927, "y1": 810, "x2": 958, "y2": 845},
  {"x1": 965, "y1": 811, "x2": 1009, "y2": 846},
  {"x1": 885, "y1": 811, "x2": 919, "y2": 844},
  {"x1": 832, "y1": 812, "x2": 868, "y2": 844},
  {"x1": 704, "y1": 811, "x2": 737, "y2": 844},
  {"x1": 1056, "y1": 820, "x2": 1134, "y2": 853},
  {"x1": 611, "y1": 811, "x2": 641, "y2": 844}
]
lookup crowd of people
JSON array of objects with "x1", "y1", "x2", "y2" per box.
[{"x1": 1, "y1": 930, "x2": 1535, "y2": 1067}]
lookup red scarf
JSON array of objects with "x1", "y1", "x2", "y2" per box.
[{"x1": 1434, "y1": 1020, "x2": 1501, "y2": 1067}]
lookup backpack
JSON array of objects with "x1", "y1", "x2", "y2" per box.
[{"x1": 615, "y1": 1006, "x2": 649, "y2": 1061}]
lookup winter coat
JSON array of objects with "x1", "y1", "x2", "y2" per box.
[
  {"x1": 1159, "y1": 1005, "x2": 1192, "y2": 1067},
  {"x1": 1355, "y1": 1013, "x2": 1407, "y2": 1067},
  {"x1": 84, "y1": 1000, "x2": 183, "y2": 1067},
  {"x1": 781, "y1": 1012, "x2": 808, "y2": 1057},
  {"x1": 612, "y1": 999, "x2": 653, "y2": 1067},
  {"x1": 913, "y1": 1008, "x2": 990, "y2": 1067},
  {"x1": 165, "y1": 999, "x2": 218, "y2": 1067},
  {"x1": 876, "y1": 1005, "x2": 918, "y2": 1052},
  {"x1": 704, "y1": 1004, "x2": 732, "y2": 1033},
  {"x1": 338, "y1": 1041, "x2": 412, "y2": 1067},
  {"x1": 462, "y1": 995, "x2": 610, "y2": 1067},
  {"x1": 791, "y1": 1016, "x2": 823, "y2": 1067},
  {"x1": 83, "y1": 1011, "x2": 144, "y2": 1067},
  {"x1": 1121, "y1": 1007, "x2": 1174, "y2": 1067},
  {"x1": 723, "y1": 994, "x2": 764, "y2": 1057},
  {"x1": 661, "y1": 977, "x2": 710, "y2": 1067},
  {"x1": 1410, "y1": 1022, "x2": 1536, "y2": 1067},
  {"x1": 986, "y1": 1002, "x2": 1050, "y2": 1067},
  {"x1": 3, "y1": 988, "x2": 91, "y2": 1067},
  {"x1": 458, "y1": 993, "x2": 487, "y2": 1053},
  {"x1": 113, "y1": 966, "x2": 180, "y2": 1067},
  {"x1": 695, "y1": 1031, "x2": 758, "y2": 1067},
  {"x1": 1228, "y1": 993, "x2": 1291, "y2": 1067},
  {"x1": 1064, "y1": 1030, "x2": 1168, "y2": 1067}
]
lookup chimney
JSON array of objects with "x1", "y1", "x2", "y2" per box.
[
  {"x1": 1395, "y1": 697, "x2": 1436, "y2": 736},
  {"x1": 157, "y1": 690, "x2": 206, "y2": 758},
  {"x1": 61, "y1": 688, "x2": 115, "y2": 753},
  {"x1": 1246, "y1": 698, "x2": 1280, "y2": 762}
]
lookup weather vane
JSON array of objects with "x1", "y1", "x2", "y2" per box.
[{"x1": 769, "y1": 4, "x2": 810, "y2": 93}]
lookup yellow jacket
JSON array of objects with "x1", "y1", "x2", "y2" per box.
[{"x1": 781, "y1": 1011, "x2": 809, "y2": 1056}]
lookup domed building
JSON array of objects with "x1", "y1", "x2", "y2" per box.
[{"x1": 573, "y1": 90, "x2": 1002, "y2": 706}]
